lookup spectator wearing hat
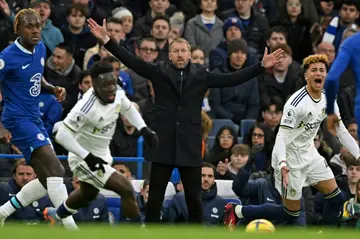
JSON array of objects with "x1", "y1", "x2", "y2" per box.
[
  {"x1": 183, "y1": 0, "x2": 224, "y2": 65},
  {"x1": 113, "y1": 7, "x2": 134, "y2": 39},
  {"x1": 221, "y1": 0, "x2": 269, "y2": 51},
  {"x1": 209, "y1": 17, "x2": 260, "y2": 71},
  {"x1": 209, "y1": 39, "x2": 260, "y2": 125},
  {"x1": 169, "y1": 12, "x2": 185, "y2": 44},
  {"x1": 257, "y1": 44, "x2": 304, "y2": 108}
]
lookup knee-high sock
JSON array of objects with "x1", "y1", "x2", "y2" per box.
[
  {"x1": 236, "y1": 203, "x2": 300, "y2": 222},
  {"x1": 47, "y1": 177, "x2": 78, "y2": 230},
  {"x1": 0, "y1": 179, "x2": 46, "y2": 219},
  {"x1": 322, "y1": 188, "x2": 345, "y2": 225}
]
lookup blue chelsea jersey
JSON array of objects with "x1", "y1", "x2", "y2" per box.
[{"x1": 0, "y1": 39, "x2": 46, "y2": 121}]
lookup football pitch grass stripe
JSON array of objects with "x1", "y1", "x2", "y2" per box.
[{"x1": 0, "y1": 224, "x2": 359, "y2": 239}]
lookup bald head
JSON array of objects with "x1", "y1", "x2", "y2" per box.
[{"x1": 316, "y1": 42, "x2": 335, "y2": 64}]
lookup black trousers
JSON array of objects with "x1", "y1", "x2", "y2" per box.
[{"x1": 145, "y1": 162, "x2": 203, "y2": 224}]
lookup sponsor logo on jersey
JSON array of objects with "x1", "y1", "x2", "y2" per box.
[
  {"x1": 92, "y1": 121, "x2": 116, "y2": 134},
  {"x1": 297, "y1": 120, "x2": 321, "y2": 131}
]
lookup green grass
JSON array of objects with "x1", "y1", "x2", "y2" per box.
[{"x1": 1, "y1": 224, "x2": 360, "y2": 239}]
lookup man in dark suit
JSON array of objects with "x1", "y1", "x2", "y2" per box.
[{"x1": 87, "y1": 18, "x2": 283, "y2": 225}]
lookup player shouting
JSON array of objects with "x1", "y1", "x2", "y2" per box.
[{"x1": 224, "y1": 54, "x2": 360, "y2": 228}]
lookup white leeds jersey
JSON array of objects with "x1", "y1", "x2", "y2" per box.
[
  {"x1": 63, "y1": 87, "x2": 131, "y2": 163},
  {"x1": 273, "y1": 87, "x2": 339, "y2": 169}
]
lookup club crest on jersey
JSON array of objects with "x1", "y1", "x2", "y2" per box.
[
  {"x1": 37, "y1": 133, "x2": 45, "y2": 141},
  {"x1": 322, "y1": 108, "x2": 326, "y2": 117},
  {"x1": 0, "y1": 59, "x2": 4, "y2": 70}
]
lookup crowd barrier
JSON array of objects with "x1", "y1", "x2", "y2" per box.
[{"x1": 0, "y1": 136, "x2": 182, "y2": 182}]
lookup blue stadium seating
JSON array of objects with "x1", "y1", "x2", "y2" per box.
[
  {"x1": 240, "y1": 119, "x2": 256, "y2": 137},
  {"x1": 237, "y1": 137, "x2": 243, "y2": 144},
  {"x1": 209, "y1": 119, "x2": 239, "y2": 137}
]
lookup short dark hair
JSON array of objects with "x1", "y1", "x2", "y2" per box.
[
  {"x1": 142, "y1": 179, "x2": 149, "y2": 189},
  {"x1": 55, "y1": 42, "x2": 74, "y2": 56},
  {"x1": 138, "y1": 37, "x2": 157, "y2": 48},
  {"x1": 152, "y1": 15, "x2": 170, "y2": 28},
  {"x1": 262, "y1": 96, "x2": 284, "y2": 112},
  {"x1": 346, "y1": 118, "x2": 357, "y2": 128},
  {"x1": 342, "y1": 152, "x2": 360, "y2": 168},
  {"x1": 66, "y1": 3, "x2": 89, "y2": 18},
  {"x1": 342, "y1": 0, "x2": 360, "y2": 11},
  {"x1": 202, "y1": 162, "x2": 215, "y2": 175},
  {"x1": 79, "y1": 70, "x2": 90, "y2": 84},
  {"x1": 102, "y1": 56, "x2": 120, "y2": 64},
  {"x1": 107, "y1": 17, "x2": 123, "y2": 25},
  {"x1": 89, "y1": 61, "x2": 114, "y2": 80},
  {"x1": 265, "y1": 25, "x2": 287, "y2": 41}
]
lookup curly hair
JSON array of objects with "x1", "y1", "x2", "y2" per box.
[
  {"x1": 13, "y1": 8, "x2": 41, "y2": 34},
  {"x1": 302, "y1": 54, "x2": 329, "y2": 70}
]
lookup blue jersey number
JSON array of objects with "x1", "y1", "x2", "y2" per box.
[{"x1": 29, "y1": 73, "x2": 42, "y2": 97}]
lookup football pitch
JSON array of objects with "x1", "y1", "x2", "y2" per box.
[{"x1": 1, "y1": 224, "x2": 359, "y2": 239}]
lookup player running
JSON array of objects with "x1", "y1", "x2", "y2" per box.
[
  {"x1": 324, "y1": 32, "x2": 360, "y2": 139},
  {"x1": 224, "y1": 54, "x2": 360, "y2": 228},
  {"x1": 43, "y1": 61, "x2": 159, "y2": 225},
  {"x1": 0, "y1": 9, "x2": 79, "y2": 229}
]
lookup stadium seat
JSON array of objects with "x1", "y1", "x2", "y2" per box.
[
  {"x1": 225, "y1": 198, "x2": 242, "y2": 205},
  {"x1": 101, "y1": 181, "x2": 176, "y2": 223},
  {"x1": 237, "y1": 137, "x2": 243, "y2": 144},
  {"x1": 240, "y1": 119, "x2": 256, "y2": 137},
  {"x1": 207, "y1": 136, "x2": 216, "y2": 149},
  {"x1": 215, "y1": 180, "x2": 238, "y2": 199},
  {"x1": 209, "y1": 119, "x2": 239, "y2": 136}
]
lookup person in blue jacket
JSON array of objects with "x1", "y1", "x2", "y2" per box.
[
  {"x1": 0, "y1": 159, "x2": 51, "y2": 224},
  {"x1": 163, "y1": 163, "x2": 227, "y2": 225},
  {"x1": 230, "y1": 144, "x2": 306, "y2": 226},
  {"x1": 68, "y1": 176, "x2": 110, "y2": 224},
  {"x1": 39, "y1": 91, "x2": 62, "y2": 138}
]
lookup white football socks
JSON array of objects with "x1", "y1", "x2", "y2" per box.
[
  {"x1": 235, "y1": 205, "x2": 244, "y2": 219},
  {"x1": 46, "y1": 177, "x2": 78, "y2": 230},
  {"x1": 0, "y1": 179, "x2": 47, "y2": 219}
]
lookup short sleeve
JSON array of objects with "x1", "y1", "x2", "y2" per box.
[
  {"x1": 0, "y1": 54, "x2": 7, "y2": 82},
  {"x1": 116, "y1": 88, "x2": 132, "y2": 113},
  {"x1": 280, "y1": 104, "x2": 301, "y2": 129}
]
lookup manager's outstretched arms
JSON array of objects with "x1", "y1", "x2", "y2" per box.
[{"x1": 87, "y1": 18, "x2": 158, "y2": 81}]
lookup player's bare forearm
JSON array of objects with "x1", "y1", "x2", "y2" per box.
[{"x1": 41, "y1": 77, "x2": 55, "y2": 93}]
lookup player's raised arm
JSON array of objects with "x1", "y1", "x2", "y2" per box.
[
  {"x1": 333, "y1": 102, "x2": 360, "y2": 160},
  {"x1": 119, "y1": 95, "x2": 159, "y2": 148},
  {"x1": 325, "y1": 36, "x2": 354, "y2": 115},
  {"x1": 206, "y1": 48, "x2": 283, "y2": 88},
  {"x1": 87, "y1": 18, "x2": 158, "y2": 81}
]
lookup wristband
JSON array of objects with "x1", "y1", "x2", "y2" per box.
[{"x1": 279, "y1": 160, "x2": 287, "y2": 169}]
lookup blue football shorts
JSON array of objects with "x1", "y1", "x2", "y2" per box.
[{"x1": 3, "y1": 118, "x2": 52, "y2": 163}]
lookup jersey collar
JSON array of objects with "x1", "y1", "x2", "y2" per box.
[{"x1": 14, "y1": 38, "x2": 36, "y2": 54}]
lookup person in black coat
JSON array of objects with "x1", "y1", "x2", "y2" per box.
[{"x1": 87, "y1": 18, "x2": 284, "y2": 225}]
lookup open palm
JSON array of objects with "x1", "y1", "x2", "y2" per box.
[
  {"x1": 87, "y1": 18, "x2": 109, "y2": 44},
  {"x1": 261, "y1": 47, "x2": 284, "y2": 69}
]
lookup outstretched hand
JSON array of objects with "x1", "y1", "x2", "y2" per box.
[
  {"x1": 327, "y1": 114, "x2": 339, "y2": 136},
  {"x1": 87, "y1": 18, "x2": 109, "y2": 45},
  {"x1": 261, "y1": 47, "x2": 284, "y2": 69}
]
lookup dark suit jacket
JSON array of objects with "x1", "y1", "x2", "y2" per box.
[{"x1": 104, "y1": 39, "x2": 265, "y2": 167}]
